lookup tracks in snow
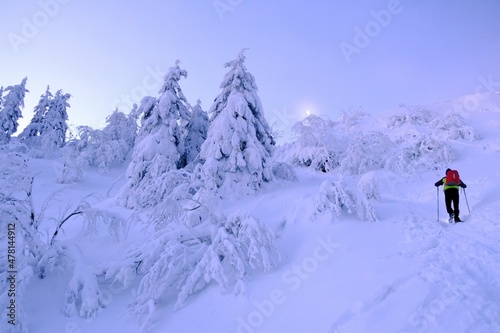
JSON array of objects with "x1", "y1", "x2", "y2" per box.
[{"x1": 399, "y1": 209, "x2": 500, "y2": 332}]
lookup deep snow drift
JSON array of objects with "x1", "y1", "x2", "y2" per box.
[{"x1": 1, "y1": 94, "x2": 500, "y2": 333}]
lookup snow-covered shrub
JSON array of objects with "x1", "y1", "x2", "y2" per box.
[
  {"x1": 358, "y1": 172, "x2": 381, "y2": 200},
  {"x1": 385, "y1": 133, "x2": 455, "y2": 174},
  {"x1": 275, "y1": 115, "x2": 336, "y2": 172},
  {"x1": 340, "y1": 107, "x2": 368, "y2": 128},
  {"x1": 0, "y1": 152, "x2": 39, "y2": 332},
  {"x1": 271, "y1": 161, "x2": 297, "y2": 181},
  {"x1": 97, "y1": 207, "x2": 280, "y2": 332},
  {"x1": 340, "y1": 132, "x2": 395, "y2": 175},
  {"x1": 54, "y1": 143, "x2": 85, "y2": 183},
  {"x1": 430, "y1": 113, "x2": 479, "y2": 141},
  {"x1": 200, "y1": 50, "x2": 275, "y2": 196},
  {"x1": 62, "y1": 244, "x2": 106, "y2": 319},
  {"x1": 315, "y1": 180, "x2": 377, "y2": 222},
  {"x1": 386, "y1": 106, "x2": 433, "y2": 128},
  {"x1": 0, "y1": 151, "x2": 128, "y2": 331},
  {"x1": 74, "y1": 109, "x2": 137, "y2": 174}
]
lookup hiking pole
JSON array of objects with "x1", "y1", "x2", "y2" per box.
[
  {"x1": 437, "y1": 187, "x2": 440, "y2": 222},
  {"x1": 463, "y1": 188, "x2": 471, "y2": 214}
]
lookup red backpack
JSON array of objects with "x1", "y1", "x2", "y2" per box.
[{"x1": 446, "y1": 170, "x2": 461, "y2": 186}]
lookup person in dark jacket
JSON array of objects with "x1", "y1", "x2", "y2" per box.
[{"x1": 435, "y1": 168, "x2": 467, "y2": 222}]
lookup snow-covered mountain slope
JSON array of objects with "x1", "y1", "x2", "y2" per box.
[{"x1": 2, "y1": 94, "x2": 500, "y2": 333}]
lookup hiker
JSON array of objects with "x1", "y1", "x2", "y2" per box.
[{"x1": 435, "y1": 169, "x2": 467, "y2": 222}]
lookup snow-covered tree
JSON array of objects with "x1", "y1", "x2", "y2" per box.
[
  {"x1": 0, "y1": 77, "x2": 29, "y2": 143},
  {"x1": 182, "y1": 100, "x2": 208, "y2": 166},
  {"x1": 118, "y1": 61, "x2": 191, "y2": 208},
  {"x1": 200, "y1": 50, "x2": 275, "y2": 195},
  {"x1": 275, "y1": 115, "x2": 336, "y2": 172},
  {"x1": 100, "y1": 177, "x2": 280, "y2": 331},
  {"x1": 19, "y1": 86, "x2": 53, "y2": 141},
  {"x1": 40, "y1": 89, "x2": 71, "y2": 149}
]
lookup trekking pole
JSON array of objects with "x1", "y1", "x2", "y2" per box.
[
  {"x1": 463, "y1": 188, "x2": 471, "y2": 214},
  {"x1": 437, "y1": 187, "x2": 440, "y2": 222}
]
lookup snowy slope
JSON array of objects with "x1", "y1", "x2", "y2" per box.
[{"x1": 4, "y1": 94, "x2": 500, "y2": 333}]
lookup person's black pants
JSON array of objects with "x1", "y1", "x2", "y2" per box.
[{"x1": 444, "y1": 188, "x2": 459, "y2": 218}]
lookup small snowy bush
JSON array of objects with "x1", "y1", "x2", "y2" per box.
[
  {"x1": 386, "y1": 106, "x2": 433, "y2": 128},
  {"x1": 340, "y1": 132, "x2": 395, "y2": 175},
  {"x1": 430, "y1": 113, "x2": 479, "y2": 141},
  {"x1": 386, "y1": 133, "x2": 455, "y2": 174},
  {"x1": 315, "y1": 180, "x2": 377, "y2": 222},
  {"x1": 98, "y1": 208, "x2": 280, "y2": 332},
  {"x1": 358, "y1": 172, "x2": 381, "y2": 200}
]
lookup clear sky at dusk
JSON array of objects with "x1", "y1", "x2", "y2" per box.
[{"x1": 2, "y1": 0, "x2": 500, "y2": 136}]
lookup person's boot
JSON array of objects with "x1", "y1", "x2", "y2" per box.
[{"x1": 454, "y1": 216, "x2": 462, "y2": 222}]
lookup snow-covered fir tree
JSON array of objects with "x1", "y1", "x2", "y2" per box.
[
  {"x1": 0, "y1": 77, "x2": 29, "y2": 144},
  {"x1": 200, "y1": 50, "x2": 275, "y2": 195},
  {"x1": 182, "y1": 99, "x2": 209, "y2": 166},
  {"x1": 118, "y1": 61, "x2": 191, "y2": 208},
  {"x1": 19, "y1": 85, "x2": 53, "y2": 141},
  {"x1": 40, "y1": 89, "x2": 71, "y2": 150}
]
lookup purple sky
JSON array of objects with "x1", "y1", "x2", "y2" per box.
[{"x1": 2, "y1": 0, "x2": 500, "y2": 139}]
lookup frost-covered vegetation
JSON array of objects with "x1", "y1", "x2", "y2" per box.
[{"x1": 0, "y1": 54, "x2": 494, "y2": 333}]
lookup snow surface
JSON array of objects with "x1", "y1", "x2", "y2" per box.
[{"x1": 2, "y1": 94, "x2": 500, "y2": 333}]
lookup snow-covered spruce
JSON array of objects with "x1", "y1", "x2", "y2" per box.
[
  {"x1": 182, "y1": 100, "x2": 209, "y2": 166},
  {"x1": 39, "y1": 90, "x2": 71, "y2": 153},
  {"x1": 18, "y1": 85, "x2": 53, "y2": 144},
  {"x1": 200, "y1": 50, "x2": 275, "y2": 196},
  {"x1": 0, "y1": 78, "x2": 29, "y2": 144},
  {"x1": 118, "y1": 61, "x2": 190, "y2": 208},
  {"x1": 315, "y1": 179, "x2": 377, "y2": 222}
]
